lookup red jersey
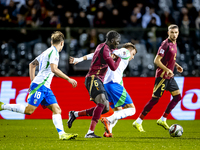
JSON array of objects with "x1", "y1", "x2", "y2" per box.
[
  {"x1": 86, "y1": 43, "x2": 121, "y2": 82},
  {"x1": 155, "y1": 38, "x2": 177, "y2": 79}
]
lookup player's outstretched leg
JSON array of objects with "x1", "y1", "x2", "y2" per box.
[
  {"x1": 101, "y1": 117, "x2": 112, "y2": 137},
  {"x1": 67, "y1": 111, "x2": 76, "y2": 128},
  {"x1": 157, "y1": 119, "x2": 169, "y2": 130},
  {"x1": 85, "y1": 132, "x2": 102, "y2": 138},
  {"x1": 59, "y1": 133, "x2": 78, "y2": 140},
  {"x1": 0, "y1": 102, "x2": 4, "y2": 111},
  {"x1": 132, "y1": 121, "x2": 145, "y2": 132}
]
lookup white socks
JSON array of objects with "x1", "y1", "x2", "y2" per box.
[
  {"x1": 135, "y1": 117, "x2": 143, "y2": 124},
  {"x1": 52, "y1": 114, "x2": 65, "y2": 135},
  {"x1": 161, "y1": 116, "x2": 167, "y2": 122},
  {"x1": 2, "y1": 104, "x2": 25, "y2": 114},
  {"x1": 107, "y1": 107, "x2": 136, "y2": 124},
  {"x1": 110, "y1": 120, "x2": 118, "y2": 133},
  {"x1": 87, "y1": 129, "x2": 94, "y2": 134},
  {"x1": 74, "y1": 111, "x2": 79, "y2": 117}
]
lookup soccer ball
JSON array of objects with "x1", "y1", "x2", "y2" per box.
[{"x1": 169, "y1": 124, "x2": 183, "y2": 137}]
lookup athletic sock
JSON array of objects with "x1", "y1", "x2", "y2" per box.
[
  {"x1": 52, "y1": 114, "x2": 65, "y2": 135},
  {"x1": 87, "y1": 129, "x2": 94, "y2": 135},
  {"x1": 164, "y1": 94, "x2": 181, "y2": 116},
  {"x1": 136, "y1": 117, "x2": 143, "y2": 124},
  {"x1": 89, "y1": 103, "x2": 105, "y2": 131},
  {"x1": 161, "y1": 116, "x2": 167, "y2": 122},
  {"x1": 107, "y1": 108, "x2": 135, "y2": 124},
  {"x1": 140, "y1": 97, "x2": 159, "y2": 118},
  {"x1": 110, "y1": 120, "x2": 118, "y2": 133},
  {"x1": 2, "y1": 104, "x2": 25, "y2": 114}
]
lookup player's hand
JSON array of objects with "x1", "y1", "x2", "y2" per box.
[
  {"x1": 69, "y1": 56, "x2": 83, "y2": 65},
  {"x1": 68, "y1": 78, "x2": 77, "y2": 88},
  {"x1": 111, "y1": 54, "x2": 118, "y2": 61},
  {"x1": 166, "y1": 69, "x2": 174, "y2": 77},
  {"x1": 176, "y1": 65, "x2": 183, "y2": 73}
]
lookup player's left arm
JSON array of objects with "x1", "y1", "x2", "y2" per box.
[
  {"x1": 69, "y1": 53, "x2": 94, "y2": 65},
  {"x1": 175, "y1": 62, "x2": 183, "y2": 73},
  {"x1": 51, "y1": 63, "x2": 77, "y2": 88}
]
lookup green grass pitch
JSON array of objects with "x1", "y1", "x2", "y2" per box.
[{"x1": 1, "y1": 119, "x2": 200, "y2": 150}]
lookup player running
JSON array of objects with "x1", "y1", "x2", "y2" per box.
[
  {"x1": 68, "y1": 42, "x2": 137, "y2": 137},
  {"x1": 0, "y1": 31, "x2": 78, "y2": 140},
  {"x1": 68, "y1": 30, "x2": 121, "y2": 138},
  {"x1": 133, "y1": 24, "x2": 183, "y2": 132}
]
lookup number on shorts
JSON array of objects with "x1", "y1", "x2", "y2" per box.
[
  {"x1": 34, "y1": 91, "x2": 41, "y2": 99},
  {"x1": 94, "y1": 80, "x2": 98, "y2": 87}
]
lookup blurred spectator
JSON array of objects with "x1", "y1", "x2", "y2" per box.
[
  {"x1": 179, "y1": 14, "x2": 196, "y2": 53},
  {"x1": 131, "y1": 6, "x2": 142, "y2": 23},
  {"x1": 186, "y1": 0, "x2": 198, "y2": 24},
  {"x1": 74, "y1": 9, "x2": 90, "y2": 27},
  {"x1": 108, "y1": 8, "x2": 124, "y2": 27},
  {"x1": 84, "y1": 28, "x2": 100, "y2": 53},
  {"x1": 118, "y1": 0, "x2": 132, "y2": 26},
  {"x1": 60, "y1": 10, "x2": 73, "y2": 27},
  {"x1": 158, "y1": 0, "x2": 173, "y2": 14},
  {"x1": 144, "y1": 17, "x2": 162, "y2": 53},
  {"x1": 142, "y1": 6, "x2": 161, "y2": 28},
  {"x1": 127, "y1": 14, "x2": 141, "y2": 27},
  {"x1": 93, "y1": 10, "x2": 107, "y2": 27},
  {"x1": 160, "y1": 8, "x2": 175, "y2": 27}
]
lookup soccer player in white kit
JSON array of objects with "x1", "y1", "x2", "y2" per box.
[
  {"x1": 0, "y1": 31, "x2": 78, "y2": 140},
  {"x1": 69, "y1": 43, "x2": 137, "y2": 137}
]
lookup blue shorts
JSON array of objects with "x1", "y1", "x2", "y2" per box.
[
  {"x1": 27, "y1": 83, "x2": 57, "y2": 107},
  {"x1": 104, "y1": 81, "x2": 133, "y2": 109}
]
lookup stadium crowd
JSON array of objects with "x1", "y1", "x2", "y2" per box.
[{"x1": 0, "y1": 0, "x2": 200, "y2": 77}]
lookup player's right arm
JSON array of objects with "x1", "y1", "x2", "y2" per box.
[
  {"x1": 154, "y1": 55, "x2": 174, "y2": 77},
  {"x1": 29, "y1": 58, "x2": 39, "y2": 82}
]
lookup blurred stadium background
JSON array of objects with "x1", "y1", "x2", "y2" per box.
[{"x1": 0, "y1": 0, "x2": 200, "y2": 77}]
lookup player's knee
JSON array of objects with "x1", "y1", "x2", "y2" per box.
[
  {"x1": 102, "y1": 102, "x2": 109, "y2": 114},
  {"x1": 24, "y1": 106, "x2": 36, "y2": 115},
  {"x1": 129, "y1": 107, "x2": 136, "y2": 116},
  {"x1": 24, "y1": 110, "x2": 34, "y2": 115}
]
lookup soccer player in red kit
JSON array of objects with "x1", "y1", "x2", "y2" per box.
[
  {"x1": 133, "y1": 24, "x2": 183, "y2": 132},
  {"x1": 68, "y1": 30, "x2": 121, "y2": 138}
]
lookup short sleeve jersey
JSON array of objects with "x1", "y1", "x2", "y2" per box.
[
  {"x1": 104, "y1": 48, "x2": 130, "y2": 85},
  {"x1": 32, "y1": 46, "x2": 59, "y2": 88},
  {"x1": 86, "y1": 43, "x2": 114, "y2": 82},
  {"x1": 155, "y1": 38, "x2": 177, "y2": 79}
]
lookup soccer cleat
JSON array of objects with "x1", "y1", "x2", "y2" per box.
[
  {"x1": 132, "y1": 121, "x2": 145, "y2": 132},
  {"x1": 84, "y1": 132, "x2": 102, "y2": 138},
  {"x1": 103, "y1": 132, "x2": 113, "y2": 138},
  {"x1": 59, "y1": 133, "x2": 78, "y2": 140},
  {"x1": 101, "y1": 117, "x2": 111, "y2": 134},
  {"x1": 67, "y1": 111, "x2": 76, "y2": 128},
  {"x1": 0, "y1": 102, "x2": 4, "y2": 111},
  {"x1": 157, "y1": 119, "x2": 170, "y2": 130}
]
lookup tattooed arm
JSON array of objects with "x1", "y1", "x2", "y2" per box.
[{"x1": 29, "y1": 59, "x2": 39, "y2": 81}]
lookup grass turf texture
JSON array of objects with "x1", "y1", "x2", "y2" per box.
[{"x1": 0, "y1": 119, "x2": 200, "y2": 150}]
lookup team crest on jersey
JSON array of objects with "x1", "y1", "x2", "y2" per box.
[
  {"x1": 123, "y1": 51, "x2": 126, "y2": 55},
  {"x1": 171, "y1": 48, "x2": 174, "y2": 51},
  {"x1": 34, "y1": 99, "x2": 37, "y2": 104}
]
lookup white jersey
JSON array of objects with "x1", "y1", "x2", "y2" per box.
[
  {"x1": 104, "y1": 48, "x2": 130, "y2": 85},
  {"x1": 32, "y1": 46, "x2": 59, "y2": 89}
]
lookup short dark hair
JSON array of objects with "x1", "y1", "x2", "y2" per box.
[
  {"x1": 106, "y1": 30, "x2": 120, "y2": 42},
  {"x1": 168, "y1": 24, "x2": 179, "y2": 31},
  {"x1": 122, "y1": 42, "x2": 137, "y2": 53},
  {"x1": 51, "y1": 31, "x2": 65, "y2": 45}
]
